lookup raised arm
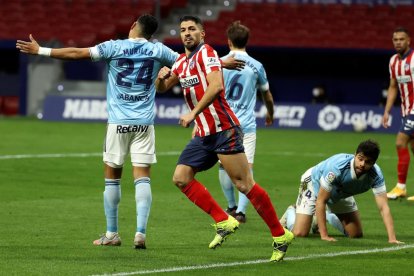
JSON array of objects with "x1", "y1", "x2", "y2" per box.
[
  {"x1": 374, "y1": 193, "x2": 403, "y2": 244},
  {"x1": 16, "y1": 34, "x2": 91, "y2": 60}
]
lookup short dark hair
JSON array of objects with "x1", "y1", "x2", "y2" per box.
[
  {"x1": 227, "y1": 21, "x2": 250, "y2": 48},
  {"x1": 393, "y1": 26, "x2": 410, "y2": 37},
  {"x1": 179, "y1": 15, "x2": 204, "y2": 29},
  {"x1": 356, "y1": 139, "x2": 380, "y2": 162},
  {"x1": 137, "y1": 14, "x2": 158, "y2": 39}
]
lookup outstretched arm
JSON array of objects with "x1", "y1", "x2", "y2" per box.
[
  {"x1": 16, "y1": 34, "x2": 91, "y2": 60},
  {"x1": 221, "y1": 53, "x2": 245, "y2": 71},
  {"x1": 374, "y1": 193, "x2": 403, "y2": 244}
]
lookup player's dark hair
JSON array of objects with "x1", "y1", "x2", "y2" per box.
[
  {"x1": 179, "y1": 15, "x2": 204, "y2": 29},
  {"x1": 393, "y1": 26, "x2": 410, "y2": 37},
  {"x1": 227, "y1": 21, "x2": 250, "y2": 48},
  {"x1": 356, "y1": 139, "x2": 380, "y2": 162},
  {"x1": 137, "y1": 14, "x2": 158, "y2": 39}
]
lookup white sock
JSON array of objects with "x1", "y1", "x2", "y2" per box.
[{"x1": 397, "y1": 183, "x2": 406, "y2": 190}]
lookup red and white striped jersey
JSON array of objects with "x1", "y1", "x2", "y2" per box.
[
  {"x1": 389, "y1": 49, "x2": 414, "y2": 116},
  {"x1": 172, "y1": 43, "x2": 240, "y2": 137}
]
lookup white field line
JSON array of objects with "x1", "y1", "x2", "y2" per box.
[
  {"x1": 90, "y1": 244, "x2": 414, "y2": 276},
  {"x1": 0, "y1": 151, "x2": 397, "y2": 160},
  {"x1": 0, "y1": 152, "x2": 181, "y2": 160}
]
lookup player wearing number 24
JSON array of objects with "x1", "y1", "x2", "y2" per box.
[{"x1": 16, "y1": 14, "x2": 244, "y2": 249}]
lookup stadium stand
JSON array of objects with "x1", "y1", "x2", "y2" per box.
[
  {"x1": 162, "y1": 1, "x2": 414, "y2": 49},
  {"x1": 0, "y1": 0, "x2": 188, "y2": 46},
  {"x1": 1, "y1": 0, "x2": 413, "y2": 49}
]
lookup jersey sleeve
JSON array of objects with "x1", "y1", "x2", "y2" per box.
[
  {"x1": 200, "y1": 45, "x2": 222, "y2": 75},
  {"x1": 372, "y1": 166, "x2": 387, "y2": 196},
  {"x1": 171, "y1": 55, "x2": 184, "y2": 76},
  {"x1": 319, "y1": 166, "x2": 340, "y2": 193},
  {"x1": 158, "y1": 43, "x2": 179, "y2": 67},
  {"x1": 89, "y1": 40, "x2": 117, "y2": 62},
  {"x1": 257, "y1": 64, "x2": 270, "y2": 93},
  {"x1": 389, "y1": 56, "x2": 396, "y2": 79}
]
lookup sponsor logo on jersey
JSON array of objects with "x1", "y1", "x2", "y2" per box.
[
  {"x1": 116, "y1": 125, "x2": 149, "y2": 133},
  {"x1": 117, "y1": 93, "x2": 150, "y2": 102},
  {"x1": 325, "y1": 172, "x2": 336, "y2": 183},
  {"x1": 206, "y1": 57, "x2": 221, "y2": 67},
  {"x1": 228, "y1": 102, "x2": 248, "y2": 110},
  {"x1": 179, "y1": 75, "x2": 200, "y2": 88},
  {"x1": 396, "y1": 75, "x2": 412, "y2": 84}
]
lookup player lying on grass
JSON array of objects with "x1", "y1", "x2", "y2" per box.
[{"x1": 280, "y1": 139, "x2": 403, "y2": 244}]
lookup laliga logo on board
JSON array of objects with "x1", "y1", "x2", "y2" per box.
[
  {"x1": 318, "y1": 105, "x2": 342, "y2": 131},
  {"x1": 318, "y1": 105, "x2": 390, "y2": 131}
]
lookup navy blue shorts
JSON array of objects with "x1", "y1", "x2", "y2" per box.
[
  {"x1": 177, "y1": 126, "x2": 245, "y2": 172},
  {"x1": 399, "y1": 114, "x2": 414, "y2": 136}
]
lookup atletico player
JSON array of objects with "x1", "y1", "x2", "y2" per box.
[
  {"x1": 382, "y1": 27, "x2": 414, "y2": 201},
  {"x1": 155, "y1": 15, "x2": 293, "y2": 262}
]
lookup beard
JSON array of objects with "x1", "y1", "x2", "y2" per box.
[{"x1": 184, "y1": 43, "x2": 197, "y2": 52}]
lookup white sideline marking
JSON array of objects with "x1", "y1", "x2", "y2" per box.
[
  {"x1": 0, "y1": 151, "x2": 396, "y2": 160},
  {"x1": 90, "y1": 244, "x2": 414, "y2": 276},
  {"x1": 0, "y1": 152, "x2": 181, "y2": 160}
]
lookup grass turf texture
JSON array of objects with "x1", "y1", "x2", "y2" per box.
[{"x1": 0, "y1": 117, "x2": 413, "y2": 275}]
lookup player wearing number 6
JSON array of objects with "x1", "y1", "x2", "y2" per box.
[
  {"x1": 17, "y1": 14, "x2": 179, "y2": 249},
  {"x1": 280, "y1": 140, "x2": 403, "y2": 244},
  {"x1": 218, "y1": 21, "x2": 274, "y2": 223}
]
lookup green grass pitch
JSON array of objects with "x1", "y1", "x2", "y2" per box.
[{"x1": 0, "y1": 117, "x2": 413, "y2": 275}]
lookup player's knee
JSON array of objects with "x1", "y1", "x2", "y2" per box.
[
  {"x1": 292, "y1": 228, "x2": 309, "y2": 237},
  {"x1": 234, "y1": 181, "x2": 250, "y2": 194},
  {"x1": 172, "y1": 174, "x2": 188, "y2": 190},
  {"x1": 347, "y1": 231, "x2": 363, "y2": 238}
]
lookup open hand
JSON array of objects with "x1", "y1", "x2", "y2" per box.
[{"x1": 16, "y1": 34, "x2": 40, "y2": 55}]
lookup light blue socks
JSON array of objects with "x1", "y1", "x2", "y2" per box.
[
  {"x1": 134, "y1": 177, "x2": 152, "y2": 234},
  {"x1": 104, "y1": 179, "x2": 121, "y2": 232}
]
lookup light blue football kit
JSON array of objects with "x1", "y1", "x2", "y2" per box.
[
  {"x1": 222, "y1": 51, "x2": 269, "y2": 134},
  {"x1": 89, "y1": 38, "x2": 178, "y2": 236},
  {"x1": 285, "y1": 153, "x2": 387, "y2": 235},
  {"x1": 219, "y1": 50, "x2": 270, "y2": 217},
  {"x1": 90, "y1": 38, "x2": 178, "y2": 125},
  {"x1": 310, "y1": 153, "x2": 386, "y2": 204}
]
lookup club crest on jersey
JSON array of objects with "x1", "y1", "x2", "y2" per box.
[
  {"x1": 189, "y1": 60, "x2": 195, "y2": 70},
  {"x1": 405, "y1": 64, "x2": 410, "y2": 71},
  {"x1": 325, "y1": 172, "x2": 336, "y2": 183},
  {"x1": 206, "y1": 57, "x2": 221, "y2": 67},
  {"x1": 180, "y1": 75, "x2": 200, "y2": 88}
]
